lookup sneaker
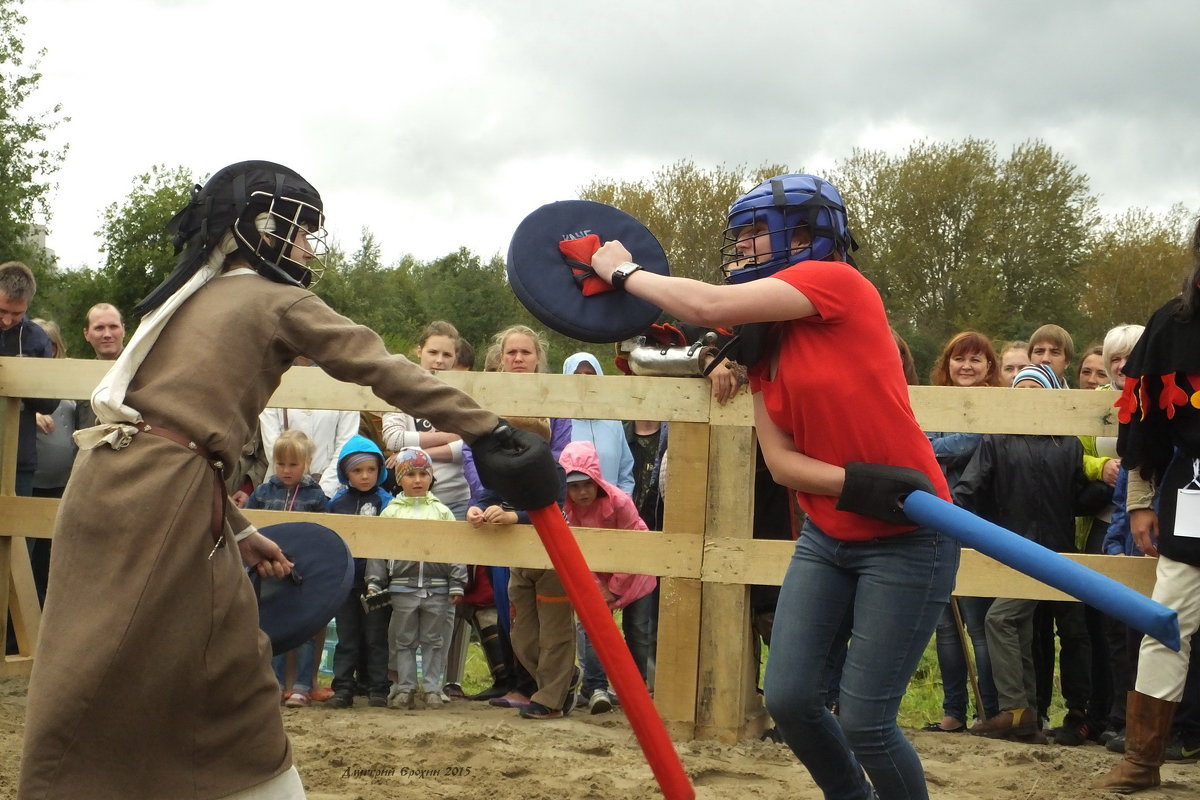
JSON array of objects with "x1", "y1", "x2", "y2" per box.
[
  {"x1": 389, "y1": 689, "x2": 413, "y2": 709},
  {"x1": 424, "y1": 691, "x2": 444, "y2": 709},
  {"x1": 443, "y1": 682, "x2": 466, "y2": 700},
  {"x1": 588, "y1": 689, "x2": 614, "y2": 715},
  {"x1": 1165, "y1": 733, "x2": 1200, "y2": 763},
  {"x1": 324, "y1": 690, "x2": 354, "y2": 709},
  {"x1": 1053, "y1": 710, "x2": 1091, "y2": 746},
  {"x1": 368, "y1": 692, "x2": 388, "y2": 708},
  {"x1": 520, "y1": 701, "x2": 564, "y2": 720},
  {"x1": 1106, "y1": 731, "x2": 1126, "y2": 753},
  {"x1": 283, "y1": 690, "x2": 311, "y2": 708}
]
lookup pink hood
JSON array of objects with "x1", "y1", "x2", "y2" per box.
[{"x1": 559, "y1": 440, "x2": 656, "y2": 608}]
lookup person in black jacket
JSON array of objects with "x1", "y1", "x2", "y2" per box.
[
  {"x1": 1095, "y1": 219, "x2": 1200, "y2": 791},
  {"x1": 1, "y1": 261, "x2": 59, "y2": 656},
  {"x1": 953, "y1": 363, "x2": 1109, "y2": 742}
]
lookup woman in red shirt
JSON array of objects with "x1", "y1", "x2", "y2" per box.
[{"x1": 591, "y1": 174, "x2": 955, "y2": 800}]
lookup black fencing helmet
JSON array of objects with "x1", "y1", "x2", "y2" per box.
[{"x1": 134, "y1": 161, "x2": 327, "y2": 316}]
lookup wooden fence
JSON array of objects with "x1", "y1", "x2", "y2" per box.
[{"x1": 0, "y1": 357, "x2": 1156, "y2": 742}]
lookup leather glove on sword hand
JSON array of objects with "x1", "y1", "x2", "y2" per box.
[
  {"x1": 472, "y1": 420, "x2": 562, "y2": 510},
  {"x1": 836, "y1": 462, "x2": 934, "y2": 526}
]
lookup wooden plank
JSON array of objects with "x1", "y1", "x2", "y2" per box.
[
  {"x1": 654, "y1": 422, "x2": 711, "y2": 737},
  {"x1": 1, "y1": 655, "x2": 34, "y2": 678},
  {"x1": 699, "y1": 536, "x2": 1159, "y2": 600},
  {"x1": 0, "y1": 357, "x2": 1125, "y2": 436},
  {"x1": 696, "y1": 426, "x2": 758, "y2": 741},
  {"x1": 0, "y1": 535, "x2": 11, "y2": 663},
  {"x1": 0, "y1": 499, "x2": 704, "y2": 577},
  {"x1": 7, "y1": 540, "x2": 40, "y2": 654},
  {"x1": 0, "y1": 358, "x2": 714, "y2": 422},
  {"x1": 0, "y1": 496, "x2": 59, "y2": 538},
  {"x1": 1, "y1": 397, "x2": 17, "y2": 497},
  {"x1": 910, "y1": 385, "x2": 1117, "y2": 436},
  {"x1": 4, "y1": 495, "x2": 1158, "y2": 598}
]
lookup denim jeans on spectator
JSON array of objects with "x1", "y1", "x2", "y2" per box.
[
  {"x1": 578, "y1": 590, "x2": 658, "y2": 695},
  {"x1": 274, "y1": 639, "x2": 317, "y2": 692},
  {"x1": 764, "y1": 521, "x2": 956, "y2": 800},
  {"x1": 933, "y1": 595, "x2": 999, "y2": 722}
]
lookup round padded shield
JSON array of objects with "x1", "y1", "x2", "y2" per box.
[
  {"x1": 254, "y1": 522, "x2": 354, "y2": 655},
  {"x1": 507, "y1": 200, "x2": 669, "y2": 343}
]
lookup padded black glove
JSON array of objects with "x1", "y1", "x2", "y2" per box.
[
  {"x1": 835, "y1": 462, "x2": 934, "y2": 526},
  {"x1": 472, "y1": 420, "x2": 561, "y2": 510}
]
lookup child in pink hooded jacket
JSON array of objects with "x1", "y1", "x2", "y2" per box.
[{"x1": 559, "y1": 440, "x2": 657, "y2": 712}]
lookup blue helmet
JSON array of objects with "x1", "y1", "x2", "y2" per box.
[{"x1": 720, "y1": 174, "x2": 854, "y2": 284}]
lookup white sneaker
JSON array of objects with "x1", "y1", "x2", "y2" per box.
[
  {"x1": 424, "y1": 691, "x2": 444, "y2": 708},
  {"x1": 389, "y1": 689, "x2": 413, "y2": 709},
  {"x1": 588, "y1": 689, "x2": 613, "y2": 715}
]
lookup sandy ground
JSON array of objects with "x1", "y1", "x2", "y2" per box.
[{"x1": 1, "y1": 675, "x2": 1197, "y2": 799}]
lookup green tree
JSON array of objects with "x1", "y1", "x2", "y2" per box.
[
  {"x1": 831, "y1": 138, "x2": 1099, "y2": 347},
  {"x1": 315, "y1": 229, "x2": 424, "y2": 352},
  {"x1": 1077, "y1": 204, "x2": 1195, "y2": 343},
  {"x1": 37, "y1": 264, "x2": 106, "y2": 356},
  {"x1": 95, "y1": 164, "x2": 197, "y2": 318},
  {"x1": 579, "y1": 160, "x2": 788, "y2": 283},
  {"x1": 408, "y1": 248, "x2": 528, "y2": 357},
  {"x1": 0, "y1": 0, "x2": 68, "y2": 271}
]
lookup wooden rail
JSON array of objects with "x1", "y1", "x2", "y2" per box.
[{"x1": 0, "y1": 357, "x2": 1154, "y2": 741}]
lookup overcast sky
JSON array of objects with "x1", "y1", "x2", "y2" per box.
[{"x1": 23, "y1": 0, "x2": 1200, "y2": 272}]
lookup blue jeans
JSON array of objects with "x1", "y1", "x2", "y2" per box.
[
  {"x1": 764, "y1": 522, "x2": 956, "y2": 800},
  {"x1": 933, "y1": 595, "x2": 999, "y2": 722},
  {"x1": 578, "y1": 590, "x2": 658, "y2": 694},
  {"x1": 274, "y1": 638, "x2": 317, "y2": 692}
]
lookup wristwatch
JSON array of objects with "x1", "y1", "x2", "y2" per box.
[{"x1": 610, "y1": 261, "x2": 643, "y2": 291}]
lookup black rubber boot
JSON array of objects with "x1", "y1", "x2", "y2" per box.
[{"x1": 467, "y1": 624, "x2": 515, "y2": 701}]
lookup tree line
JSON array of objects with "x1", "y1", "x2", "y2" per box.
[{"x1": 2, "y1": 0, "x2": 1193, "y2": 379}]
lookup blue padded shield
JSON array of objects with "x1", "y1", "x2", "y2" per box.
[
  {"x1": 507, "y1": 200, "x2": 669, "y2": 343},
  {"x1": 253, "y1": 522, "x2": 354, "y2": 655}
]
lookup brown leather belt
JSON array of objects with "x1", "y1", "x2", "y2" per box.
[{"x1": 136, "y1": 422, "x2": 227, "y2": 553}]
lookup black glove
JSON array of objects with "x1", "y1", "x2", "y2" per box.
[
  {"x1": 472, "y1": 420, "x2": 561, "y2": 510},
  {"x1": 835, "y1": 462, "x2": 934, "y2": 526}
]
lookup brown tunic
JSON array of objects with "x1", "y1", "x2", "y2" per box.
[{"x1": 18, "y1": 273, "x2": 498, "y2": 799}]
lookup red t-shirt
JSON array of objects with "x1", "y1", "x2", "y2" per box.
[{"x1": 748, "y1": 260, "x2": 949, "y2": 540}]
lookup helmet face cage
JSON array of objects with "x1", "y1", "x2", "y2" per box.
[
  {"x1": 719, "y1": 175, "x2": 852, "y2": 284},
  {"x1": 235, "y1": 189, "x2": 329, "y2": 288}
]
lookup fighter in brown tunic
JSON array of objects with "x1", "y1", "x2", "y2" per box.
[{"x1": 18, "y1": 161, "x2": 548, "y2": 799}]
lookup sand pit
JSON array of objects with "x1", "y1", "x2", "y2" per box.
[{"x1": 3, "y1": 675, "x2": 1198, "y2": 799}]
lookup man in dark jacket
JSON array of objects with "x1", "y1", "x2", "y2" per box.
[
  {"x1": 0, "y1": 262, "x2": 60, "y2": 495},
  {"x1": 954, "y1": 364, "x2": 1108, "y2": 742},
  {"x1": 1, "y1": 261, "x2": 59, "y2": 656}
]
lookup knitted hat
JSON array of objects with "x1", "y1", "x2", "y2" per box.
[
  {"x1": 394, "y1": 447, "x2": 434, "y2": 480},
  {"x1": 342, "y1": 451, "x2": 380, "y2": 472},
  {"x1": 1012, "y1": 363, "x2": 1062, "y2": 389}
]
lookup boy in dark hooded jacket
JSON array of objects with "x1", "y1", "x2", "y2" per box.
[{"x1": 325, "y1": 435, "x2": 393, "y2": 708}]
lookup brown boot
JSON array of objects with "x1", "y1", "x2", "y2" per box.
[
  {"x1": 969, "y1": 707, "x2": 1038, "y2": 739},
  {"x1": 1092, "y1": 691, "x2": 1177, "y2": 793}
]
